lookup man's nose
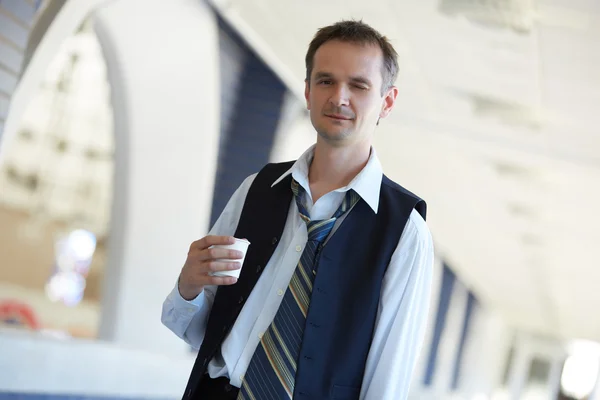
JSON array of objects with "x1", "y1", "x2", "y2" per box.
[{"x1": 329, "y1": 85, "x2": 350, "y2": 107}]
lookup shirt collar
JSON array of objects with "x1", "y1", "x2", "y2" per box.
[{"x1": 271, "y1": 144, "x2": 383, "y2": 214}]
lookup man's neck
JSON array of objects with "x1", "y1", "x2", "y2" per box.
[{"x1": 308, "y1": 139, "x2": 371, "y2": 203}]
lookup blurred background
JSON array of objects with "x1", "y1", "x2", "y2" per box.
[{"x1": 0, "y1": 0, "x2": 598, "y2": 399}]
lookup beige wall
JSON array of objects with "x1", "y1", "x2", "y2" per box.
[
  {"x1": 0, "y1": 205, "x2": 104, "y2": 301},
  {"x1": 0, "y1": 205, "x2": 104, "y2": 337}
]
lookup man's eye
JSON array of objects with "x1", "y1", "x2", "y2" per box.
[{"x1": 318, "y1": 80, "x2": 332, "y2": 85}]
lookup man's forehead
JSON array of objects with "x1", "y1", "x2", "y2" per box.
[{"x1": 312, "y1": 41, "x2": 384, "y2": 78}]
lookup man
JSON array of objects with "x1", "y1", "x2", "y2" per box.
[{"x1": 162, "y1": 20, "x2": 434, "y2": 400}]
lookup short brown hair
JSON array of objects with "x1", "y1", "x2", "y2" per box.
[{"x1": 305, "y1": 20, "x2": 399, "y2": 94}]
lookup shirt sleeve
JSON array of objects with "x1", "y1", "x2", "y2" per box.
[
  {"x1": 360, "y1": 209, "x2": 435, "y2": 400},
  {"x1": 160, "y1": 173, "x2": 257, "y2": 349}
]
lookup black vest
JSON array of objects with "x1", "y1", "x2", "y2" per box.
[{"x1": 184, "y1": 161, "x2": 426, "y2": 400}]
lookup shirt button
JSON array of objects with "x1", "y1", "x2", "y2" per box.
[
  {"x1": 240, "y1": 375, "x2": 245, "y2": 381},
  {"x1": 296, "y1": 245, "x2": 302, "y2": 252},
  {"x1": 277, "y1": 289, "x2": 284, "y2": 296},
  {"x1": 258, "y1": 332, "x2": 264, "y2": 339}
]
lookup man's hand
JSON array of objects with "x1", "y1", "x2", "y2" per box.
[{"x1": 178, "y1": 235, "x2": 243, "y2": 300}]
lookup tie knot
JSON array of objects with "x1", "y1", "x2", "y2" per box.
[{"x1": 291, "y1": 179, "x2": 360, "y2": 244}]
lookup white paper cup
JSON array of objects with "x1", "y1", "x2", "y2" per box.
[{"x1": 209, "y1": 238, "x2": 250, "y2": 279}]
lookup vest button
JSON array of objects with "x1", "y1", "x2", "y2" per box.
[
  {"x1": 238, "y1": 296, "x2": 244, "y2": 304},
  {"x1": 272, "y1": 237, "x2": 278, "y2": 245},
  {"x1": 256, "y1": 265, "x2": 262, "y2": 273}
]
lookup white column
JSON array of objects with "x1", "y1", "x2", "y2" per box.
[
  {"x1": 434, "y1": 278, "x2": 468, "y2": 392},
  {"x1": 460, "y1": 311, "x2": 514, "y2": 397},
  {"x1": 93, "y1": 0, "x2": 220, "y2": 354},
  {"x1": 589, "y1": 366, "x2": 600, "y2": 400},
  {"x1": 547, "y1": 356, "x2": 564, "y2": 400},
  {"x1": 507, "y1": 333, "x2": 532, "y2": 400}
]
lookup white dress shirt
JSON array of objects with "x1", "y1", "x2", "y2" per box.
[{"x1": 162, "y1": 145, "x2": 434, "y2": 400}]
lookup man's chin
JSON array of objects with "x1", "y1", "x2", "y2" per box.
[{"x1": 317, "y1": 129, "x2": 352, "y2": 143}]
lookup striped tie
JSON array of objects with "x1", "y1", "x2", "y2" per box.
[{"x1": 238, "y1": 179, "x2": 360, "y2": 400}]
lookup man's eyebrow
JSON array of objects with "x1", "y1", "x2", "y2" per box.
[
  {"x1": 350, "y1": 76, "x2": 372, "y2": 86},
  {"x1": 313, "y1": 72, "x2": 373, "y2": 86},
  {"x1": 314, "y1": 72, "x2": 333, "y2": 80}
]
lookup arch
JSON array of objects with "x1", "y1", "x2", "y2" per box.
[{"x1": 3, "y1": 0, "x2": 221, "y2": 354}]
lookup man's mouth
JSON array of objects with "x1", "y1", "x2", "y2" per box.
[{"x1": 325, "y1": 114, "x2": 352, "y2": 120}]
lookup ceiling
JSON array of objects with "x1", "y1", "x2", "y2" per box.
[{"x1": 211, "y1": 0, "x2": 600, "y2": 340}]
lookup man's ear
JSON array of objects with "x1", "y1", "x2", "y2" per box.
[
  {"x1": 305, "y1": 79, "x2": 311, "y2": 110},
  {"x1": 379, "y1": 86, "x2": 399, "y2": 120}
]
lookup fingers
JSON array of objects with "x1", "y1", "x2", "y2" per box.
[
  {"x1": 205, "y1": 275, "x2": 238, "y2": 286},
  {"x1": 192, "y1": 235, "x2": 236, "y2": 251},
  {"x1": 181, "y1": 258, "x2": 241, "y2": 282},
  {"x1": 186, "y1": 268, "x2": 239, "y2": 287},
  {"x1": 182, "y1": 236, "x2": 244, "y2": 290},
  {"x1": 202, "y1": 260, "x2": 241, "y2": 274},
  {"x1": 192, "y1": 247, "x2": 243, "y2": 262},
  {"x1": 189, "y1": 236, "x2": 243, "y2": 261}
]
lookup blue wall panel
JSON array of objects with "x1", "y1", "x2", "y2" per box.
[{"x1": 209, "y1": 19, "x2": 287, "y2": 226}]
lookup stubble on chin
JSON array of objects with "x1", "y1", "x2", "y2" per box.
[{"x1": 316, "y1": 126, "x2": 353, "y2": 146}]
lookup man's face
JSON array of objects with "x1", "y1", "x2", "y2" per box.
[{"x1": 305, "y1": 40, "x2": 397, "y2": 147}]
